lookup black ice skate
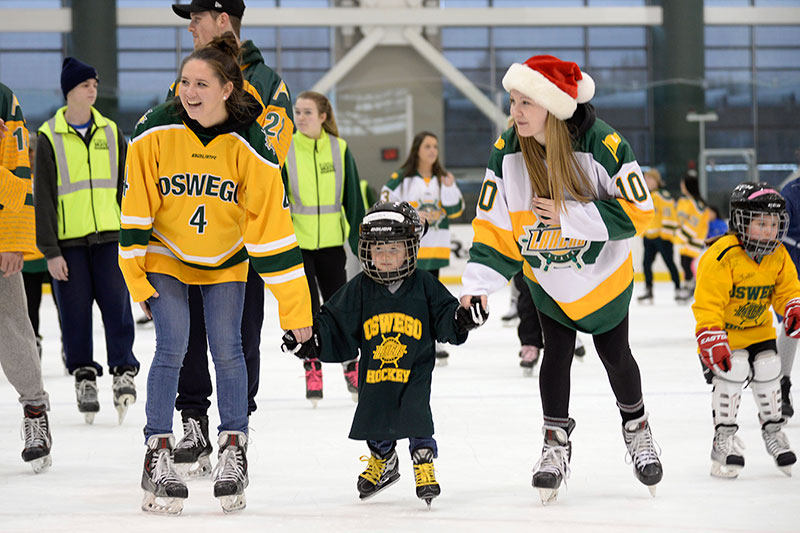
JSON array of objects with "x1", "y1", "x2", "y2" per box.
[
  {"x1": 412, "y1": 447, "x2": 440, "y2": 508},
  {"x1": 710, "y1": 423, "x2": 745, "y2": 478},
  {"x1": 111, "y1": 366, "x2": 137, "y2": 424},
  {"x1": 637, "y1": 288, "x2": 654, "y2": 305},
  {"x1": 519, "y1": 345, "x2": 539, "y2": 377},
  {"x1": 343, "y1": 359, "x2": 359, "y2": 402},
  {"x1": 357, "y1": 445, "x2": 400, "y2": 500},
  {"x1": 781, "y1": 377, "x2": 794, "y2": 419},
  {"x1": 574, "y1": 336, "x2": 586, "y2": 360},
  {"x1": 761, "y1": 419, "x2": 796, "y2": 476},
  {"x1": 532, "y1": 419, "x2": 574, "y2": 504},
  {"x1": 304, "y1": 359, "x2": 323, "y2": 407},
  {"x1": 74, "y1": 367, "x2": 99, "y2": 424},
  {"x1": 435, "y1": 346, "x2": 450, "y2": 367},
  {"x1": 212, "y1": 431, "x2": 249, "y2": 513},
  {"x1": 21, "y1": 404, "x2": 51, "y2": 474},
  {"x1": 174, "y1": 410, "x2": 213, "y2": 479},
  {"x1": 141, "y1": 434, "x2": 188, "y2": 515},
  {"x1": 622, "y1": 413, "x2": 663, "y2": 495}
]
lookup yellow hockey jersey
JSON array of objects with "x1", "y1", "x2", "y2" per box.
[
  {"x1": 643, "y1": 188, "x2": 678, "y2": 241},
  {"x1": 676, "y1": 196, "x2": 710, "y2": 258},
  {"x1": 119, "y1": 102, "x2": 312, "y2": 330},
  {"x1": 693, "y1": 234, "x2": 800, "y2": 350}
]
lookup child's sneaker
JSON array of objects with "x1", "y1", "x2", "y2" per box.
[
  {"x1": 761, "y1": 419, "x2": 796, "y2": 476},
  {"x1": 304, "y1": 359, "x2": 323, "y2": 407},
  {"x1": 21, "y1": 404, "x2": 51, "y2": 474},
  {"x1": 357, "y1": 446, "x2": 400, "y2": 500},
  {"x1": 412, "y1": 447, "x2": 440, "y2": 508},
  {"x1": 343, "y1": 360, "x2": 359, "y2": 402}
]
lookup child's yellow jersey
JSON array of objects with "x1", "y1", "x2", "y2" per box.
[
  {"x1": 120, "y1": 103, "x2": 311, "y2": 330},
  {"x1": 692, "y1": 234, "x2": 800, "y2": 350},
  {"x1": 643, "y1": 188, "x2": 677, "y2": 241},
  {"x1": 676, "y1": 196, "x2": 710, "y2": 257}
]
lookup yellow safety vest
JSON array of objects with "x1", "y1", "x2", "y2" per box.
[
  {"x1": 39, "y1": 106, "x2": 120, "y2": 240},
  {"x1": 284, "y1": 130, "x2": 348, "y2": 250}
]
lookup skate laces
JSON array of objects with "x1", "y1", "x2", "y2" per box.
[
  {"x1": 150, "y1": 449, "x2": 183, "y2": 486},
  {"x1": 359, "y1": 454, "x2": 387, "y2": 484},
  {"x1": 76, "y1": 379, "x2": 98, "y2": 402},
  {"x1": 305, "y1": 362, "x2": 323, "y2": 391},
  {"x1": 344, "y1": 364, "x2": 358, "y2": 388},
  {"x1": 533, "y1": 444, "x2": 571, "y2": 483},
  {"x1": 763, "y1": 426, "x2": 791, "y2": 456},
  {"x1": 413, "y1": 462, "x2": 437, "y2": 487},
  {"x1": 714, "y1": 427, "x2": 745, "y2": 457},
  {"x1": 176, "y1": 418, "x2": 207, "y2": 451},
  {"x1": 624, "y1": 423, "x2": 662, "y2": 468},
  {"x1": 113, "y1": 370, "x2": 135, "y2": 393},
  {"x1": 520, "y1": 346, "x2": 539, "y2": 363},
  {"x1": 20, "y1": 417, "x2": 49, "y2": 449},
  {"x1": 212, "y1": 446, "x2": 245, "y2": 484}
]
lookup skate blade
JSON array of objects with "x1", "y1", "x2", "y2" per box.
[
  {"x1": 308, "y1": 398, "x2": 320, "y2": 408},
  {"x1": 778, "y1": 465, "x2": 793, "y2": 477},
  {"x1": 115, "y1": 394, "x2": 135, "y2": 424},
  {"x1": 521, "y1": 366, "x2": 534, "y2": 377},
  {"x1": 423, "y1": 497, "x2": 433, "y2": 509},
  {"x1": 537, "y1": 488, "x2": 558, "y2": 505},
  {"x1": 141, "y1": 491, "x2": 184, "y2": 515},
  {"x1": 175, "y1": 456, "x2": 212, "y2": 479},
  {"x1": 501, "y1": 318, "x2": 520, "y2": 328},
  {"x1": 83, "y1": 412, "x2": 96, "y2": 425},
  {"x1": 648, "y1": 485, "x2": 657, "y2": 497},
  {"x1": 28, "y1": 455, "x2": 52, "y2": 474},
  {"x1": 710, "y1": 462, "x2": 742, "y2": 479},
  {"x1": 350, "y1": 392, "x2": 359, "y2": 403},
  {"x1": 218, "y1": 493, "x2": 246, "y2": 513},
  {"x1": 434, "y1": 358, "x2": 448, "y2": 368},
  {"x1": 358, "y1": 474, "x2": 401, "y2": 500}
]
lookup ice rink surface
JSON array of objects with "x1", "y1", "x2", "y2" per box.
[{"x1": 1, "y1": 282, "x2": 798, "y2": 532}]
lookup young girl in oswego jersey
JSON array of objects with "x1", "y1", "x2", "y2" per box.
[
  {"x1": 119, "y1": 34, "x2": 312, "y2": 515},
  {"x1": 282, "y1": 202, "x2": 486, "y2": 508},
  {"x1": 676, "y1": 174, "x2": 710, "y2": 302},
  {"x1": 459, "y1": 54, "x2": 663, "y2": 504},
  {"x1": 693, "y1": 182, "x2": 799, "y2": 478},
  {"x1": 381, "y1": 131, "x2": 464, "y2": 365}
]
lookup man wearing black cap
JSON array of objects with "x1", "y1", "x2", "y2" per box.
[{"x1": 166, "y1": 0, "x2": 296, "y2": 478}]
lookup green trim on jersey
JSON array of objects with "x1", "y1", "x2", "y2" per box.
[
  {"x1": 249, "y1": 247, "x2": 303, "y2": 274},
  {"x1": 469, "y1": 242, "x2": 520, "y2": 280},
  {"x1": 574, "y1": 118, "x2": 636, "y2": 178},
  {"x1": 595, "y1": 200, "x2": 637, "y2": 240},
  {"x1": 119, "y1": 228, "x2": 151, "y2": 247}
]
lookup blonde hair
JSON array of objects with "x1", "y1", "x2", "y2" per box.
[
  {"x1": 297, "y1": 90, "x2": 338, "y2": 137},
  {"x1": 517, "y1": 113, "x2": 593, "y2": 211},
  {"x1": 644, "y1": 168, "x2": 662, "y2": 188}
]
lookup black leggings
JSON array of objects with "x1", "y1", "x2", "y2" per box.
[
  {"x1": 514, "y1": 271, "x2": 542, "y2": 348},
  {"x1": 538, "y1": 311, "x2": 644, "y2": 424},
  {"x1": 301, "y1": 247, "x2": 347, "y2": 315},
  {"x1": 642, "y1": 237, "x2": 681, "y2": 289},
  {"x1": 680, "y1": 255, "x2": 695, "y2": 285}
]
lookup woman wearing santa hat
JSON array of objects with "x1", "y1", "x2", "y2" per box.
[{"x1": 459, "y1": 55, "x2": 662, "y2": 503}]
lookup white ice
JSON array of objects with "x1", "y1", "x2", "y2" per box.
[{"x1": 1, "y1": 282, "x2": 798, "y2": 532}]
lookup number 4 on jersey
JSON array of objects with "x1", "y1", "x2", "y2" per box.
[{"x1": 189, "y1": 204, "x2": 208, "y2": 234}]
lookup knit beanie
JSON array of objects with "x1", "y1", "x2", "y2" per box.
[
  {"x1": 61, "y1": 57, "x2": 98, "y2": 100},
  {"x1": 502, "y1": 55, "x2": 595, "y2": 120}
]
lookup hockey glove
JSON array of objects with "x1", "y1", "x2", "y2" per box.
[
  {"x1": 784, "y1": 298, "x2": 800, "y2": 338},
  {"x1": 455, "y1": 296, "x2": 489, "y2": 335},
  {"x1": 696, "y1": 327, "x2": 732, "y2": 373},
  {"x1": 281, "y1": 328, "x2": 320, "y2": 360}
]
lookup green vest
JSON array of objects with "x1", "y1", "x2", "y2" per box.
[
  {"x1": 39, "y1": 107, "x2": 120, "y2": 240},
  {"x1": 285, "y1": 130, "x2": 348, "y2": 250}
]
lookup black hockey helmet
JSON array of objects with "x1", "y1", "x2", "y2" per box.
[
  {"x1": 729, "y1": 181, "x2": 788, "y2": 258},
  {"x1": 358, "y1": 201, "x2": 425, "y2": 284}
]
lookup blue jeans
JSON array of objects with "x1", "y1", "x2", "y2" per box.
[
  {"x1": 368, "y1": 438, "x2": 438, "y2": 458},
  {"x1": 143, "y1": 273, "x2": 248, "y2": 441}
]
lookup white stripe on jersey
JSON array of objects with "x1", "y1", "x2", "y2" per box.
[
  {"x1": 262, "y1": 266, "x2": 306, "y2": 285},
  {"x1": 246, "y1": 234, "x2": 297, "y2": 254},
  {"x1": 152, "y1": 228, "x2": 243, "y2": 265},
  {"x1": 121, "y1": 214, "x2": 154, "y2": 226}
]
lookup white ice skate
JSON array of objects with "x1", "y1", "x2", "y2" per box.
[
  {"x1": 710, "y1": 424, "x2": 745, "y2": 479},
  {"x1": 762, "y1": 420, "x2": 796, "y2": 476}
]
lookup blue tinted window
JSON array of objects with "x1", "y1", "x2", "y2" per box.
[
  {"x1": 706, "y1": 49, "x2": 752, "y2": 68},
  {"x1": 441, "y1": 28, "x2": 490, "y2": 48},
  {"x1": 588, "y1": 27, "x2": 646, "y2": 47},
  {"x1": 493, "y1": 27, "x2": 584, "y2": 48},
  {"x1": 705, "y1": 26, "x2": 750, "y2": 46}
]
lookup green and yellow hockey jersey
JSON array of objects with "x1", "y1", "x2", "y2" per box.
[
  {"x1": 677, "y1": 195, "x2": 710, "y2": 258},
  {"x1": 461, "y1": 113, "x2": 654, "y2": 334},
  {"x1": 644, "y1": 187, "x2": 678, "y2": 242},
  {"x1": 119, "y1": 102, "x2": 311, "y2": 330}
]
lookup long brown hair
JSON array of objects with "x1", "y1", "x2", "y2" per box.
[
  {"x1": 400, "y1": 131, "x2": 447, "y2": 180},
  {"x1": 518, "y1": 113, "x2": 592, "y2": 212},
  {"x1": 177, "y1": 32, "x2": 258, "y2": 122},
  {"x1": 296, "y1": 90, "x2": 339, "y2": 137}
]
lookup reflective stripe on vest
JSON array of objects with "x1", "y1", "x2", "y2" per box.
[
  {"x1": 46, "y1": 118, "x2": 118, "y2": 196},
  {"x1": 286, "y1": 134, "x2": 343, "y2": 215}
]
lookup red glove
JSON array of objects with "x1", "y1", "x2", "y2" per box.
[
  {"x1": 784, "y1": 298, "x2": 800, "y2": 338},
  {"x1": 696, "y1": 328, "x2": 731, "y2": 373}
]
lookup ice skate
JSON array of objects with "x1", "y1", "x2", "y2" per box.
[
  {"x1": 574, "y1": 336, "x2": 586, "y2": 360},
  {"x1": 412, "y1": 447, "x2": 440, "y2": 509},
  {"x1": 357, "y1": 446, "x2": 400, "y2": 500},
  {"x1": 500, "y1": 307, "x2": 519, "y2": 328},
  {"x1": 622, "y1": 413, "x2": 663, "y2": 495},
  {"x1": 435, "y1": 343, "x2": 450, "y2": 367},
  {"x1": 74, "y1": 367, "x2": 99, "y2": 424},
  {"x1": 212, "y1": 431, "x2": 249, "y2": 513},
  {"x1": 519, "y1": 345, "x2": 539, "y2": 377},
  {"x1": 710, "y1": 423, "x2": 745, "y2": 478},
  {"x1": 531, "y1": 419, "x2": 574, "y2": 504},
  {"x1": 111, "y1": 366, "x2": 136, "y2": 424},
  {"x1": 173, "y1": 411, "x2": 213, "y2": 479},
  {"x1": 781, "y1": 377, "x2": 794, "y2": 419},
  {"x1": 761, "y1": 419, "x2": 796, "y2": 476},
  {"x1": 304, "y1": 359, "x2": 323, "y2": 407},
  {"x1": 637, "y1": 288, "x2": 653, "y2": 305},
  {"x1": 343, "y1": 359, "x2": 359, "y2": 402},
  {"x1": 141, "y1": 434, "x2": 188, "y2": 515},
  {"x1": 20, "y1": 404, "x2": 51, "y2": 474}
]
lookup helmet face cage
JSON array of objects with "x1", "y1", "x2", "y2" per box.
[
  {"x1": 358, "y1": 202, "x2": 423, "y2": 285},
  {"x1": 729, "y1": 183, "x2": 788, "y2": 258}
]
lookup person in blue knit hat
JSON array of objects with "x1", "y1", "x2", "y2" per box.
[{"x1": 35, "y1": 57, "x2": 139, "y2": 425}]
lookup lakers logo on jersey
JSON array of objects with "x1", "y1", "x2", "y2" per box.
[{"x1": 519, "y1": 222, "x2": 589, "y2": 272}]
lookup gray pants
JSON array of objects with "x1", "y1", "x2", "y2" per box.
[{"x1": 0, "y1": 272, "x2": 49, "y2": 408}]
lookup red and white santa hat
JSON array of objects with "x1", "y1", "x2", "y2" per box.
[{"x1": 502, "y1": 55, "x2": 595, "y2": 120}]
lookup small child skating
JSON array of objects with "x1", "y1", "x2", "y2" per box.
[
  {"x1": 693, "y1": 182, "x2": 799, "y2": 478},
  {"x1": 282, "y1": 201, "x2": 487, "y2": 507}
]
